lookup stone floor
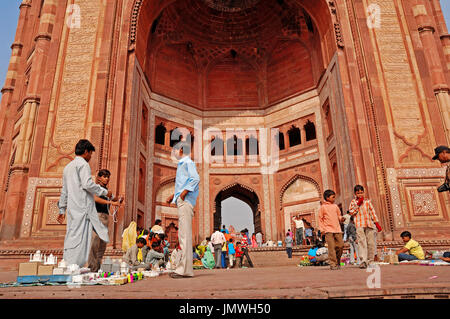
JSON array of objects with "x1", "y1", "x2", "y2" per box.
[{"x1": 1, "y1": 263, "x2": 449, "y2": 299}]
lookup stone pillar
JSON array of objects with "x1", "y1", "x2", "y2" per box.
[
  {"x1": 0, "y1": 0, "x2": 32, "y2": 240},
  {"x1": 413, "y1": 3, "x2": 450, "y2": 141},
  {"x1": 0, "y1": 0, "x2": 57, "y2": 240},
  {"x1": 283, "y1": 128, "x2": 289, "y2": 151}
]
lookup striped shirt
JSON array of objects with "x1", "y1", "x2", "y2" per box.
[
  {"x1": 241, "y1": 235, "x2": 249, "y2": 249},
  {"x1": 348, "y1": 198, "x2": 379, "y2": 229}
]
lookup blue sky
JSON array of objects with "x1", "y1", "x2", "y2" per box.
[{"x1": 0, "y1": 1, "x2": 449, "y2": 236}]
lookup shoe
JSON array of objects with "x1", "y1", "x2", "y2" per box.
[
  {"x1": 170, "y1": 273, "x2": 189, "y2": 279},
  {"x1": 359, "y1": 262, "x2": 367, "y2": 269},
  {"x1": 330, "y1": 265, "x2": 339, "y2": 270}
]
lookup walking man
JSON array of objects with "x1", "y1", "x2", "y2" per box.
[
  {"x1": 292, "y1": 215, "x2": 305, "y2": 245},
  {"x1": 166, "y1": 142, "x2": 200, "y2": 278},
  {"x1": 57, "y1": 140, "x2": 112, "y2": 267},
  {"x1": 211, "y1": 228, "x2": 226, "y2": 269}
]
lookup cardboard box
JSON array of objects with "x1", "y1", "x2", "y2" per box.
[
  {"x1": 38, "y1": 265, "x2": 55, "y2": 276},
  {"x1": 53, "y1": 267, "x2": 64, "y2": 275},
  {"x1": 18, "y1": 262, "x2": 42, "y2": 276},
  {"x1": 383, "y1": 254, "x2": 399, "y2": 264},
  {"x1": 100, "y1": 263, "x2": 112, "y2": 272},
  {"x1": 111, "y1": 277, "x2": 128, "y2": 285}
]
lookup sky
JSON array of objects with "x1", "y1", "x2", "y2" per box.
[{"x1": 0, "y1": 1, "x2": 449, "y2": 235}]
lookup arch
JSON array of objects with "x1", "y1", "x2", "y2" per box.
[
  {"x1": 288, "y1": 125, "x2": 301, "y2": 147},
  {"x1": 213, "y1": 183, "x2": 262, "y2": 234},
  {"x1": 155, "y1": 122, "x2": 166, "y2": 145},
  {"x1": 210, "y1": 135, "x2": 224, "y2": 156},
  {"x1": 279, "y1": 174, "x2": 321, "y2": 207},
  {"x1": 304, "y1": 120, "x2": 316, "y2": 141},
  {"x1": 226, "y1": 135, "x2": 243, "y2": 156},
  {"x1": 155, "y1": 178, "x2": 176, "y2": 203},
  {"x1": 130, "y1": 0, "x2": 336, "y2": 67}
]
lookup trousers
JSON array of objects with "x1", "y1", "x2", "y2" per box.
[
  {"x1": 175, "y1": 197, "x2": 194, "y2": 277},
  {"x1": 356, "y1": 227, "x2": 376, "y2": 264},
  {"x1": 324, "y1": 232, "x2": 344, "y2": 267},
  {"x1": 88, "y1": 213, "x2": 109, "y2": 272}
]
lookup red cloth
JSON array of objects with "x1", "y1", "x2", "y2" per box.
[
  {"x1": 375, "y1": 222, "x2": 382, "y2": 232},
  {"x1": 235, "y1": 246, "x2": 243, "y2": 258},
  {"x1": 357, "y1": 197, "x2": 364, "y2": 206}
]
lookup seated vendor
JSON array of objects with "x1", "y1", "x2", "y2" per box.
[
  {"x1": 144, "y1": 241, "x2": 165, "y2": 270},
  {"x1": 307, "y1": 241, "x2": 327, "y2": 265},
  {"x1": 441, "y1": 252, "x2": 450, "y2": 263},
  {"x1": 395, "y1": 231, "x2": 425, "y2": 261},
  {"x1": 123, "y1": 237, "x2": 149, "y2": 267}
]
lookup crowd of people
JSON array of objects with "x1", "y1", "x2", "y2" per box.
[
  {"x1": 194, "y1": 226, "x2": 258, "y2": 269},
  {"x1": 57, "y1": 139, "x2": 450, "y2": 280},
  {"x1": 287, "y1": 181, "x2": 450, "y2": 269},
  {"x1": 121, "y1": 220, "x2": 171, "y2": 271}
]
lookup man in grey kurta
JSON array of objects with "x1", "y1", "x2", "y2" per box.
[{"x1": 57, "y1": 140, "x2": 111, "y2": 267}]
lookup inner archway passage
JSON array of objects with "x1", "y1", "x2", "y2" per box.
[
  {"x1": 221, "y1": 198, "x2": 254, "y2": 236},
  {"x1": 214, "y1": 183, "x2": 261, "y2": 235}
]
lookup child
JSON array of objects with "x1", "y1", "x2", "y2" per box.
[
  {"x1": 145, "y1": 241, "x2": 165, "y2": 270},
  {"x1": 307, "y1": 240, "x2": 327, "y2": 266},
  {"x1": 285, "y1": 232, "x2": 293, "y2": 258},
  {"x1": 318, "y1": 189, "x2": 345, "y2": 270},
  {"x1": 235, "y1": 242, "x2": 243, "y2": 268},
  {"x1": 123, "y1": 237, "x2": 149, "y2": 267},
  {"x1": 395, "y1": 231, "x2": 425, "y2": 261},
  {"x1": 227, "y1": 238, "x2": 236, "y2": 269},
  {"x1": 240, "y1": 230, "x2": 254, "y2": 268},
  {"x1": 348, "y1": 185, "x2": 382, "y2": 269},
  {"x1": 346, "y1": 216, "x2": 359, "y2": 265}
]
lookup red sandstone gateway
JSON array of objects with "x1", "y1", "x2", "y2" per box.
[{"x1": 0, "y1": 0, "x2": 449, "y2": 253}]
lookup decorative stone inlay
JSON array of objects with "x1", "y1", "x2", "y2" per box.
[
  {"x1": 386, "y1": 167, "x2": 446, "y2": 227},
  {"x1": 21, "y1": 178, "x2": 63, "y2": 237},
  {"x1": 410, "y1": 189, "x2": 439, "y2": 216},
  {"x1": 46, "y1": 199, "x2": 61, "y2": 225}
]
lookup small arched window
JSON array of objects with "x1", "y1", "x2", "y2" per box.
[
  {"x1": 246, "y1": 136, "x2": 259, "y2": 155},
  {"x1": 304, "y1": 120, "x2": 316, "y2": 141},
  {"x1": 288, "y1": 125, "x2": 301, "y2": 147},
  {"x1": 211, "y1": 136, "x2": 224, "y2": 156},
  {"x1": 169, "y1": 128, "x2": 183, "y2": 147},
  {"x1": 275, "y1": 131, "x2": 285, "y2": 151},
  {"x1": 227, "y1": 135, "x2": 243, "y2": 156},
  {"x1": 155, "y1": 123, "x2": 166, "y2": 145}
]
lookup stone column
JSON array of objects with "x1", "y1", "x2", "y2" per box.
[
  {"x1": 0, "y1": 0, "x2": 57, "y2": 240},
  {"x1": 413, "y1": 3, "x2": 450, "y2": 141},
  {"x1": 0, "y1": 0, "x2": 31, "y2": 209}
]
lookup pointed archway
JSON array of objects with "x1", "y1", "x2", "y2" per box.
[{"x1": 214, "y1": 183, "x2": 261, "y2": 234}]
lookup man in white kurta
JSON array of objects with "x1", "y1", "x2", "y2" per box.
[{"x1": 57, "y1": 140, "x2": 110, "y2": 267}]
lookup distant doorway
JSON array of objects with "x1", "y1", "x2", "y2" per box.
[{"x1": 214, "y1": 183, "x2": 261, "y2": 235}]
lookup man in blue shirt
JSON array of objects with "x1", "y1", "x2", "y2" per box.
[{"x1": 166, "y1": 142, "x2": 200, "y2": 278}]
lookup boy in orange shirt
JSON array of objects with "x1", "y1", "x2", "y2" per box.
[{"x1": 318, "y1": 189, "x2": 345, "y2": 270}]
